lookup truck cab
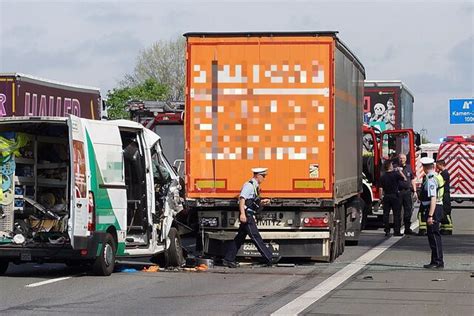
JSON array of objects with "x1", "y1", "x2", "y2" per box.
[
  {"x1": 361, "y1": 125, "x2": 419, "y2": 226},
  {"x1": 0, "y1": 116, "x2": 184, "y2": 276}
]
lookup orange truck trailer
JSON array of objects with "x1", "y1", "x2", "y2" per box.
[{"x1": 184, "y1": 32, "x2": 365, "y2": 261}]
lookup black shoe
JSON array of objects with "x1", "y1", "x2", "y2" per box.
[
  {"x1": 222, "y1": 259, "x2": 238, "y2": 268},
  {"x1": 265, "y1": 256, "x2": 282, "y2": 267},
  {"x1": 394, "y1": 232, "x2": 403, "y2": 237},
  {"x1": 423, "y1": 263, "x2": 444, "y2": 269},
  {"x1": 404, "y1": 229, "x2": 416, "y2": 235},
  {"x1": 385, "y1": 232, "x2": 391, "y2": 237}
]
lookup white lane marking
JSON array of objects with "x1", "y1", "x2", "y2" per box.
[
  {"x1": 272, "y1": 221, "x2": 419, "y2": 315},
  {"x1": 25, "y1": 276, "x2": 72, "y2": 288}
]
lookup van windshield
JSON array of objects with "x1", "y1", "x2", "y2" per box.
[{"x1": 151, "y1": 147, "x2": 171, "y2": 185}]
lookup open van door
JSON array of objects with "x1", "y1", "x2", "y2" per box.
[
  {"x1": 68, "y1": 115, "x2": 90, "y2": 249},
  {"x1": 380, "y1": 129, "x2": 416, "y2": 175}
]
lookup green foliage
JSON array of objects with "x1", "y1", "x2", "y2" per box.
[
  {"x1": 122, "y1": 38, "x2": 185, "y2": 101},
  {"x1": 421, "y1": 135, "x2": 430, "y2": 144},
  {"x1": 105, "y1": 79, "x2": 167, "y2": 119}
]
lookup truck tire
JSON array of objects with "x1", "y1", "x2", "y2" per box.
[
  {"x1": 0, "y1": 260, "x2": 9, "y2": 275},
  {"x1": 166, "y1": 227, "x2": 185, "y2": 267},
  {"x1": 330, "y1": 236, "x2": 338, "y2": 262},
  {"x1": 330, "y1": 224, "x2": 341, "y2": 262},
  {"x1": 92, "y1": 233, "x2": 116, "y2": 276}
]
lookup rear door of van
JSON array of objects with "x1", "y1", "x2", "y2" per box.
[
  {"x1": 69, "y1": 116, "x2": 127, "y2": 251},
  {"x1": 69, "y1": 115, "x2": 90, "y2": 249}
]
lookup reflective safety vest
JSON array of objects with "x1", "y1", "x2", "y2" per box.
[
  {"x1": 419, "y1": 173, "x2": 444, "y2": 205},
  {"x1": 435, "y1": 174, "x2": 445, "y2": 204},
  {"x1": 419, "y1": 173, "x2": 447, "y2": 232}
]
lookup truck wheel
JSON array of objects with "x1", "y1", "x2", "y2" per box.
[
  {"x1": 166, "y1": 227, "x2": 185, "y2": 267},
  {"x1": 0, "y1": 260, "x2": 9, "y2": 275},
  {"x1": 92, "y1": 233, "x2": 116, "y2": 276},
  {"x1": 330, "y1": 239, "x2": 338, "y2": 262},
  {"x1": 330, "y1": 227, "x2": 340, "y2": 262}
]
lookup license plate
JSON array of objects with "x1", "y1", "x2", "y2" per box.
[
  {"x1": 242, "y1": 242, "x2": 280, "y2": 256},
  {"x1": 21, "y1": 252, "x2": 32, "y2": 261},
  {"x1": 255, "y1": 213, "x2": 284, "y2": 227}
]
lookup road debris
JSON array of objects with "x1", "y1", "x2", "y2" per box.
[{"x1": 142, "y1": 266, "x2": 160, "y2": 273}]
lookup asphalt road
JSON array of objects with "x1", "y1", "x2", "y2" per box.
[{"x1": 0, "y1": 202, "x2": 472, "y2": 316}]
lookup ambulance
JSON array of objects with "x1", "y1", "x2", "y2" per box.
[{"x1": 415, "y1": 143, "x2": 440, "y2": 187}]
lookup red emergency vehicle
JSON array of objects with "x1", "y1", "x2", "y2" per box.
[{"x1": 437, "y1": 135, "x2": 474, "y2": 203}]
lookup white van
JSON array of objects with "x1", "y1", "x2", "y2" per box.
[{"x1": 0, "y1": 116, "x2": 184, "y2": 276}]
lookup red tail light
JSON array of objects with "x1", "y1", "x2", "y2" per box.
[
  {"x1": 303, "y1": 216, "x2": 329, "y2": 227},
  {"x1": 88, "y1": 191, "x2": 95, "y2": 232}
]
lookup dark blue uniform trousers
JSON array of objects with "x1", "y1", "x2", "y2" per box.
[
  {"x1": 426, "y1": 204, "x2": 444, "y2": 266},
  {"x1": 383, "y1": 193, "x2": 402, "y2": 234},
  {"x1": 224, "y1": 214, "x2": 273, "y2": 263}
]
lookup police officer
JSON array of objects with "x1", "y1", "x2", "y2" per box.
[
  {"x1": 379, "y1": 160, "x2": 407, "y2": 237},
  {"x1": 419, "y1": 157, "x2": 444, "y2": 269},
  {"x1": 436, "y1": 159, "x2": 453, "y2": 235},
  {"x1": 222, "y1": 168, "x2": 277, "y2": 268},
  {"x1": 398, "y1": 154, "x2": 417, "y2": 235},
  {"x1": 417, "y1": 175, "x2": 428, "y2": 236}
]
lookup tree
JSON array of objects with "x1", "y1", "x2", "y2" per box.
[
  {"x1": 122, "y1": 38, "x2": 185, "y2": 101},
  {"x1": 421, "y1": 135, "x2": 431, "y2": 144},
  {"x1": 106, "y1": 78, "x2": 167, "y2": 119}
]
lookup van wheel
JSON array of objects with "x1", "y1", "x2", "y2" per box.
[
  {"x1": 166, "y1": 227, "x2": 185, "y2": 267},
  {"x1": 0, "y1": 260, "x2": 9, "y2": 275},
  {"x1": 92, "y1": 233, "x2": 116, "y2": 276}
]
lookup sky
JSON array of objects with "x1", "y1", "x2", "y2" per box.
[{"x1": 0, "y1": 0, "x2": 473, "y2": 141}]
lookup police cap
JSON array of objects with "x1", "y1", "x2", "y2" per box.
[
  {"x1": 252, "y1": 167, "x2": 268, "y2": 175},
  {"x1": 420, "y1": 157, "x2": 435, "y2": 165}
]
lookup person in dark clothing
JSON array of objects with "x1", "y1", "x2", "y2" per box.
[
  {"x1": 436, "y1": 159, "x2": 453, "y2": 235},
  {"x1": 379, "y1": 160, "x2": 407, "y2": 237},
  {"x1": 398, "y1": 154, "x2": 417, "y2": 235}
]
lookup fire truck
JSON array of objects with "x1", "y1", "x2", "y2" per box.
[
  {"x1": 360, "y1": 124, "x2": 419, "y2": 227},
  {"x1": 437, "y1": 135, "x2": 474, "y2": 203},
  {"x1": 127, "y1": 100, "x2": 185, "y2": 175}
]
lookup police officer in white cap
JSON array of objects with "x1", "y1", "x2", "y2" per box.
[
  {"x1": 419, "y1": 157, "x2": 445, "y2": 269},
  {"x1": 223, "y1": 167, "x2": 277, "y2": 268}
]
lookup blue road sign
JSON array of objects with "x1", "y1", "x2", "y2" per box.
[{"x1": 450, "y1": 99, "x2": 474, "y2": 124}]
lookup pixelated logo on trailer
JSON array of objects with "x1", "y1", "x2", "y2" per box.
[{"x1": 190, "y1": 60, "x2": 330, "y2": 161}]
